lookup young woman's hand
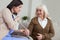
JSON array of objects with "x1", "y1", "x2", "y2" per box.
[
  {"x1": 23, "y1": 29, "x2": 30, "y2": 36},
  {"x1": 19, "y1": 29, "x2": 30, "y2": 36}
]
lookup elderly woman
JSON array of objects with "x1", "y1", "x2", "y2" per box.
[
  {"x1": 0, "y1": 0, "x2": 29, "y2": 40},
  {"x1": 28, "y1": 5, "x2": 55, "y2": 40}
]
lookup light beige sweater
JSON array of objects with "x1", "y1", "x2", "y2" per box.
[
  {"x1": 0, "y1": 8, "x2": 19, "y2": 40},
  {"x1": 0, "y1": 11, "x2": 9, "y2": 40}
]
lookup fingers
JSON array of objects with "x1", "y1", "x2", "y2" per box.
[
  {"x1": 37, "y1": 33, "x2": 42, "y2": 36},
  {"x1": 37, "y1": 33, "x2": 40, "y2": 35},
  {"x1": 19, "y1": 29, "x2": 25, "y2": 32},
  {"x1": 19, "y1": 29, "x2": 30, "y2": 36},
  {"x1": 36, "y1": 36, "x2": 42, "y2": 40},
  {"x1": 36, "y1": 33, "x2": 43, "y2": 40},
  {"x1": 24, "y1": 29, "x2": 30, "y2": 36}
]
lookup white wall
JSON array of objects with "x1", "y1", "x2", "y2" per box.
[
  {"x1": 28, "y1": 0, "x2": 42, "y2": 20},
  {"x1": 18, "y1": 0, "x2": 30, "y2": 18},
  {"x1": 42, "y1": 0, "x2": 60, "y2": 40},
  {"x1": 0, "y1": 0, "x2": 12, "y2": 11}
]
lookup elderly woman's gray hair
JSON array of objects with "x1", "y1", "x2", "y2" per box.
[{"x1": 36, "y1": 4, "x2": 49, "y2": 18}]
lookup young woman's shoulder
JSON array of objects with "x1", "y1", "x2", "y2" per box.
[
  {"x1": 1, "y1": 8, "x2": 12, "y2": 15},
  {"x1": 2, "y1": 8, "x2": 10, "y2": 12}
]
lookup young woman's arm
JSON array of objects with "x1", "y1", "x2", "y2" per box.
[{"x1": 2, "y1": 8, "x2": 19, "y2": 30}]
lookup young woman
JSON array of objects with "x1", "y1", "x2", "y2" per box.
[
  {"x1": 0, "y1": 0, "x2": 29, "y2": 40},
  {"x1": 28, "y1": 5, "x2": 55, "y2": 40}
]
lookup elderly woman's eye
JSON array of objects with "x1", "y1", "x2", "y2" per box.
[
  {"x1": 36, "y1": 10, "x2": 38, "y2": 11},
  {"x1": 39, "y1": 9, "x2": 42, "y2": 11}
]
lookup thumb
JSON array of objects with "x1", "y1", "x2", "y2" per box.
[{"x1": 37, "y1": 33, "x2": 41, "y2": 36}]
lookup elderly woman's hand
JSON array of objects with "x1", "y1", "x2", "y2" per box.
[{"x1": 36, "y1": 33, "x2": 43, "y2": 40}]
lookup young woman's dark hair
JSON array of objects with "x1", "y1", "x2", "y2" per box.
[
  {"x1": 7, "y1": 0, "x2": 23, "y2": 10},
  {"x1": 7, "y1": 0, "x2": 23, "y2": 15}
]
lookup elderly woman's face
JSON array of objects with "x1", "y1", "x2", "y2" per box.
[
  {"x1": 36, "y1": 7, "x2": 44, "y2": 17},
  {"x1": 13, "y1": 5, "x2": 23, "y2": 13}
]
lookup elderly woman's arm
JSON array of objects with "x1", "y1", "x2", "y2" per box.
[{"x1": 28, "y1": 19, "x2": 34, "y2": 35}]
